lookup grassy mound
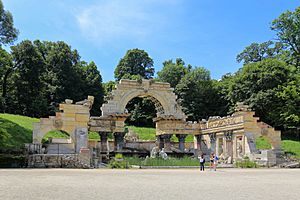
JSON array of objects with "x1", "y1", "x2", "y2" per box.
[{"x1": 0, "y1": 114, "x2": 39, "y2": 149}]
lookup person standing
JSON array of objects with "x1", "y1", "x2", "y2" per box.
[
  {"x1": 199, "y1": 154, "x2": 205, "y2": 171},
  {"x1": 210, "y1": 153, "x2": 214, "y2": 170},
  {"x1": 213, "y1": 154, "x2": 219, "y2": 171}
]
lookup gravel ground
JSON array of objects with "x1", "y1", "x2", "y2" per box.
[{"x1": 0, "y1": 168, "x2": 299, "y2": 200}]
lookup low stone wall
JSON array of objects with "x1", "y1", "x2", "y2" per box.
[
  {"x1": 27, "y1": 154, "x2": 90, "y2": 168},
  {"x1": 88, "y1": 140, "x2": 194, "y2": 152}
]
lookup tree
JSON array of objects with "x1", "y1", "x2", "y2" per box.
[
  {"x1": 79, "y1": 61, "x2": 104, "y2": 116},
  {"x1": 125, "y1": 97, "x2": 156, "y2": 127},
  {"x1": 157, "y1": 58, "x2": 190, "y2": 88},
  {"x1": 2, "y1": 40, "x2": 104, "y2": 117},
  {"x1": 175, "y1": 67, "x2": 226, "y2": 121},
  {"x1": 103, "y1": 81, "x2": 116, "y2": 95},
  {"x1": 114, "y1": 48, "x2": 154, "y2": 81},
  {"x1": 226, "y1": 58, "x2": 293, "y2": 128},
  {"x1": 0, "y1": 47, "x2": 12, "y2": 112},
  {"x1": 271, "y1": 7, "x2": 300, "y2": 66},
  {"x1": 10, "y1": 40, "x2": 48, "y2": 117},
  {"x1": 0, "y1": 0, "x2": 18, "y2": 45},
  {"x1": 236, "y1": 41, "x2": 284, "y2": 64}
]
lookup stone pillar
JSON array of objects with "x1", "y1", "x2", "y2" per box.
[
  {"x1": 176, "y1": 134, "x2": 187, "y2": 151},
  {"x1": 162, "y1": 134, "x2": 172, "y2": 152},
  {"x1": 157, "y1": 135, "x2": 164, "y2": 150},
  {"x1": 195, "y1": 134, "x2": 202, "y2": 150},
  {"x1": 114, "y1": 132, "x2": 125, "y2": 151},
  {"x1": 209, "y1": 133, "x2": 216, "y2": 154},
  {"x1": 99, "y1": 132, "x2": 109, "y2": 152}
]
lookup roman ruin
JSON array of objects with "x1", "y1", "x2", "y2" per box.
[{"x1": 27, "y1": 79, "x2": 282, "y2": 167}]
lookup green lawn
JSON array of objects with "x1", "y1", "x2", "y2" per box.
[
  {"x1": 282, "y1": 140, "x2": 300, "y2": 159},
  {"x1": 255, "y1": 136, "x2": 272, "y2": 149},
  {"x1": 127, "y1": 125, "x2": 194, "y2": 142}
]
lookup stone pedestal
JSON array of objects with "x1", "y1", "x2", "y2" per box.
[
  {"x1": 114, "y1": 132, "x2": 125, "y2": 151},
  {"x1": 99, "y1": 132, "x2": 109, "y2": 152},
  {"x1": 75, "y1": 127, "x2": 88, "y2": 153},
  {"x1": 176, "y1": 134, "x2": 187, "y2": 151}
]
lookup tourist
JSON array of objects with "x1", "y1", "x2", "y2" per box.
[
  {"x1": 213, "y1": 154, "x2": 219, "y2": 171},
  {"x1": 210, "y1": 153, "x2": 214, "y2": 170},
  {"x1": 199, "y1": 154, "x2": 205, "y2": 171}
]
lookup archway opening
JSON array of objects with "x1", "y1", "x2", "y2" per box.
[
  {"x1": 125, "y1": 96, "x2": 157, "y2": 128},
  {"x1": 41, "y1": 130, "x2": 71, "y2": 144}
]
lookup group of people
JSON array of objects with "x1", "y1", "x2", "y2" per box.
[{"x1": 198, "y1": 153, "x2": 218, "y2": 171}]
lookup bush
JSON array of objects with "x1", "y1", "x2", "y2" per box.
[
  {"x1": 235, "y1": 158, "x2": 258, "y2": 168},
  {"x1": 108, "y1": 154, "x2": 130, "y2": 169}
]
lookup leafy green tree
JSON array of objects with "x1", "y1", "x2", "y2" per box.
[
  {"x1": 10, "y1": 40, "x2": 48, "y2": 117},
  {"x1": 103, "y1": 81, "x2": 116, "y2": 95},
  {"x1": 271, "y1": 7, "x2": 300, "y2": 66},
  {"x1": 2, "y1": 40, "x2": 104, "y2": 117},
  {"x1": 0, "y1": 0, "x2": 18, "y2": 45},
  {"x1": 79, "y1": 61, "x2": 104, "y2": 116},
  {"x1": 114, "y1": 48, "x2": 154, "y2": 81},
  {"x1": 0, "y1": 47, "x2": 12, "y2": 111},
  {"x1": 276, "y1": 73, "x2": 300, "y2": 129},
  {"x1": 176, "y1": 67, "x2": 226, "y2": 121},
  {"x1": 157, "y1": 58, "x2": 190, "y2": 88},
  {"x1": 226, "y1": 59, "x2": 293, "y2": 127},
  {"x1": 236, "y1": 41, "x2": 284, "y2": 64},
  {"x1": 125, "y1": 97, "x2": 156, "y2": 127}
]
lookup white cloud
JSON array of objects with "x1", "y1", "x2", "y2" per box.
[{"x1": 76, "y1": 0, "x2": 182, "y2": 45}]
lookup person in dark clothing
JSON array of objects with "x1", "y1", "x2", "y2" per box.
[{"x1": 199, "y1": 154, "x2": 205, "y2": 171}]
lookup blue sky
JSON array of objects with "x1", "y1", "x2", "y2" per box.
[{"x1": 2, "y1": 0, "x2": 300, "y2": 82}]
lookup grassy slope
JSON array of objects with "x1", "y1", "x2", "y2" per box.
[
  {"x1": 0, "y1": 114, "x2": 39, "y2": 148},
  {"x1": 282, "y1": 140, "x2": 300, "y2": 159}
]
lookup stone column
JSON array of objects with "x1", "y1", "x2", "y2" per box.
[
  {"x1": 114, "y1": 132, "x2": 126, "y2": 151},
  {"x1": 157, "y1": 135, "x2": 164, "y2": 150},
  {"x1": 162, "y1": 134, "x2": 172, "y2": 152},
  {"x1": 195, "y1": 134, "x2": 202, "y2": 150},
  {"x1": 99, "y1": 132, "x2": 109, "y2": 152},
  {"x1": 209, "y1": 133, "x2": 216, "y2": 154},
  {"x1": 176, "y1": 134, "x2": 187, "y2": 151}
]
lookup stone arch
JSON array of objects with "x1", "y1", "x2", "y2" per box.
[
  {"x1": 101, "y1": 79, "x2": 186, "y2": 120},
  {"x1": 33, "y1": 120, "x2": 76, "y2": 144},
  {"x1": 118, "y1": 90, "x2": 170, "y2": 117}
]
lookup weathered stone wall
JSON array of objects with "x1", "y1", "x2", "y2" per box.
[{"x1": 32, "y1": 96, "x2": 93, "y2": 144}]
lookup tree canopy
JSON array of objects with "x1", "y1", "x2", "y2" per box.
[
  {"x1": 114, "y1": 48, "x2": 154, "y2": 81},
  {"x1": 0, "y1": 0, "x2": 18, "y2": 46},
  {"x1": 157, "y1": 58, "x2": 190, "y2": 88}
]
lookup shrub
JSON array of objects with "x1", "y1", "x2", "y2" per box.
[
  {"x1": 108, "y1": 154, "x2": 130, "y2": 169},
  {"x1": 235, "y1": 158, "x2": 258, "y2": 168}
]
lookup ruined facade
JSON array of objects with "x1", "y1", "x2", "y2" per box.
[{"x1": 30, "y1": 79, "x2": 282, "y2": 167}]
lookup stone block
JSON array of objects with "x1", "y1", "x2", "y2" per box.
[
  {"x1": 75, "y1": 127, "x2": 88, "y2": 153},
  {"x1": 75, "y1": 113, "x2": 90, "y2": 122}
]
